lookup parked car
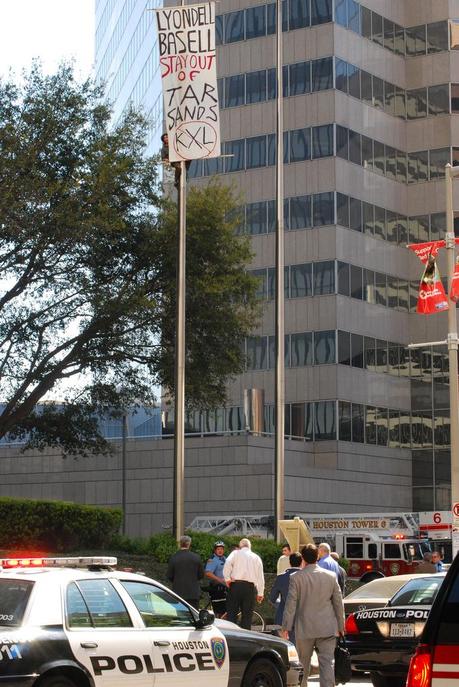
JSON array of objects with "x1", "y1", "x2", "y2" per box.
[
  {"x1": 345, "y1": 572, "x2": 445, "y2": 687},
  {"x1": 343, "y1": 573, "x2": 421, "y2": 616}
]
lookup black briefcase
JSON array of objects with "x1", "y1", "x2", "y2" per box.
[{"x1": 334, "y1": 636, "x2": 352, "y2": 685}]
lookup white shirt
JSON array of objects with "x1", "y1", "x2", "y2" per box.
[{"x1": 223, "y1": 546, "x2": 265, "y2": 596}]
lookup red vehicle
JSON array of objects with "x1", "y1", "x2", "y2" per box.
[{"x1": 301, "y1": 513, "x2": 431, "y2": 580}]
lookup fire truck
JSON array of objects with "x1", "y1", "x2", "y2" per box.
[
  {"x1": 300, "y1": 512, "x2": 431, "y2": 580},
  {"x1": 417, "y1": 510, "x2": 453, "y2": 563}
]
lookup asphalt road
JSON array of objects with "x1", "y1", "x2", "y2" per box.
[{"x1": 309, "y1": 676, "x2": 374, "y2": 686}]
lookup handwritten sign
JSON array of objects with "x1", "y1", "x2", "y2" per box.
[{"x1": 155, "y1": 2, "x2": 220, "y2": 162}]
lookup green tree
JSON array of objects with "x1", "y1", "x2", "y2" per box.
[{"x1": 0, "y1": 64, "x2": 258, "y2": 455}]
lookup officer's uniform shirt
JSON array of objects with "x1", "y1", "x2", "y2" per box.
[{"x1": 205, "y1": 553, "x2": 226, "y2": 584}]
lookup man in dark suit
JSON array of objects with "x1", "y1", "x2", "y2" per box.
[
  {"x1": 269, "y1": 551, "x2": 302, "y2": 643},
  {"x1": 167, "y1": 535, "x2": 204, "y2": 608},
  {"x1": 281, "y1": 544, "x2": 344, "y2": 687}
]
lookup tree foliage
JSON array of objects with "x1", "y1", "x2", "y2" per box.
[{"x1": 0, "y1": 64, "x2": 259, "y2": 454}]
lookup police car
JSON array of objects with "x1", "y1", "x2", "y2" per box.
[
  {"x1": 0, "y1": 556, "x2": 302, "y2": 687},
  {"x1": 344, "y1": 572, "x2": 445, "y2": 687},
  {"x1": 406, "y1": 551, "x2": 459, "y2": 686}
]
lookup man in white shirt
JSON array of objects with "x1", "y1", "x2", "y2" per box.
[{"x1": 223, "y1": 538, "x2": 264, "y2": 629}]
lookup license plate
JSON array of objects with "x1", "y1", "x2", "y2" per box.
[{"x1": 390, "y1": 623, "x2": 415, "y2": 638}]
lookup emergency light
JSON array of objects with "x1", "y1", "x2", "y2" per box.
[{"x1": 1, "y1": 556, "x2": 117, "y2": 569}]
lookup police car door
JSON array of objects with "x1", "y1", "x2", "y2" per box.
[
  {"x1": 65, "y1": 578, "x2": 153, "y2": 687},
  {"x1": 118, "y1": 580, "x2": 229, "y2": 687}
]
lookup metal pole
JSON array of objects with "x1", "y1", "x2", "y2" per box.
[
  {"x1": 122, "y1": 413, "x2": 127, "y2": 535},
  {"x1": 173, "y1": 159, "x2": 186, "y2": 544},
  {"x1": 445, "y1": 164, "x2": 459, "y2": 558},
  {"x1": 274, "y1": 0, "x2": 285, "y2": 542}
]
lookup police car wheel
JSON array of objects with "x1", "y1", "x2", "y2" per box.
[
  {"x1": 242, "y1": 659, "x2": 283, "y2": 687},
  {"x1": 369, "y1": 672, "x2": 404, "y2": 687},
  {"x1": 38, "y1": 674, "x2": 77, "y2": 687}
]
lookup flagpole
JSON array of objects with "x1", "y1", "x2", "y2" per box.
[{"x1": 274, "y1": 0, "x2": 285, "y2": 542}]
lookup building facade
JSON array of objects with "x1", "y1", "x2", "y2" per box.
[{"x1": 7, "y1": 0, "x2": 453, "y2": 534}]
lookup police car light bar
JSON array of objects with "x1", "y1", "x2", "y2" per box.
[{"x1": 1, "y1": 556, "x2": 117, "y2": 569}]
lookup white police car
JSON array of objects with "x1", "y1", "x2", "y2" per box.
[{"x1": 0, "y1": 556, "x2": 302, "y2": 687}]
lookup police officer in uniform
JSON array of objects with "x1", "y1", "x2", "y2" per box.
[{"x1": 205, "y1": 541, "x2": 227, "y2": 617}]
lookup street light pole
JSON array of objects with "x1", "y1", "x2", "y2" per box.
[
  {"x1": 274, "y1": 0, "x2": 285, "y2": 542},
  {"x1": 445, "y1": 164, "x2": 459, "y2": 557}
]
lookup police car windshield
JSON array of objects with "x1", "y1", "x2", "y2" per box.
[
  {"x1": 389, "y1": 576, "x2": 444, "y2": 607},
  {"x1": 0, "y1": 579, "x2": 34, "y2": 627}
]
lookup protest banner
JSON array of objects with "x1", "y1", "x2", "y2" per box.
[{"x1": 155, "y1": 2, "x2": 220, "y2": 163}]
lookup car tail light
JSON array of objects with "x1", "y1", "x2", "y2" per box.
[
  {"x1": 406, "y1": 645, "x2": 432, "y2": 687},
  {"x1": 344, "y1": 613, "x2": 359, "y2": 635}
]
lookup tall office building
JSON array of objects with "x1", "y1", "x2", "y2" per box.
[{"x1": 92, "y1": 0, "x2": 459, "y2": 522}]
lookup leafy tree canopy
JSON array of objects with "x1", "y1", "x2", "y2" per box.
[{"x1": 0, "y1": 63, "x2": 259, "y2": 455}]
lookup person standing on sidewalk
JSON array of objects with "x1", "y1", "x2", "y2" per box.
[
  {"x1": 167, "y1": 535, "x2": 204, "y2": 609},
  {"x1": 205, "y1": 541, "x2": 228, "y2": 617},
  {"x1": 281, "y1": 544, "x2": 344, "y2": 687},
  {"x1": 223, "y1": 537, "x2": 264, "y2": 629}
]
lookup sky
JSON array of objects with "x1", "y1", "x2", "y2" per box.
[{"x1": 0, "y1": 0, "x2": 95, "y2": 79}]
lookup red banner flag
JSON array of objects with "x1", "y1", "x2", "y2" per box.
[
  {"x1": 450, "y1": 257, "x2": 459, "y2": 302},
  {"x1": 408, "y1": 241, "x2": 448, "y2": 314}
]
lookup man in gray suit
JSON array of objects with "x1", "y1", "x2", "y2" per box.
[{"x1": 281, "y1": 544, "x2": 345, "y2": 687}]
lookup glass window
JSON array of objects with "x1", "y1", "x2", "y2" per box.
[
  {"x1": 350, "y1": 264, "x2": 363, "y2": 299},
  {"x1": 388, "y1": 410, "x2": 400, "y2": 447},
  {"x1": 251, "y1": 268, "x2": 267, "y2": 300},
  {"x1": 121, "y1": 581, "x2": 194, "y2": 627},
  {"x1": 431, "y1": 212, "x2": 446, "y2": 241},
  {"x1": 372, "y1": 12, "x2": 383, "y2": 45},
  {"x1": 337, "y1": 192, "x2": 349, "y2": 227},
  {"x1": 386, "y1": 211, "x2": 398, "y2": 243},
  {"x1": 225, "y1": 10, "x2": 245, "y2": 42},
  {"x1": 225, "y1": 139, "x2": 245, "y2": 172},
  {"x1": 73, "y1": 579, "x2": 132, "y2": 628},
  {"x1": 290, "y1": 195, "x2": 312, "y2": 229},
  {"x1": 452, "y1": 84, "x2": 459, "y2": 112},
  {"x1": 427, "y1": 21, "x2": 448, "y2": 54},
  {"x1": 398, "y1": 279, "x2": 409, "y2": 311},
  {"x1": 334, "y1": 0, "x2": 347, "y2": 27},
  {"x1": 394, "y1": 88, "x2": 406, "y2": 119},
  {"x1": 373, "y1": 76, "x2": 384, "y2": 109},
  {"x1": 376, "y1": 338, "x2": 388, "y2": 373},
  {"x1": 407, "y1": 88, "x2": 427, "y2": 119},
  {"x1": 394, "y1": 24, "x2": 405, "y2": 55},
  {"x1": 187, "y1": 159, "x2": 201, "y2": 179},
  {"x1": 291, "y1": 332, "x2": 313, "y2": 366},
  {"x1": 397, "y1": 214, "x2": 408, "y2": 243},
  {"x1": 352, "y1": 403, "x2": 365, "y2": 443},
  {"x1": 373, "y1": 140, "x2": 385, "y2": 175},
  {"x1": 362, "y1": 202, "x2": 374, "y2": 234},
  {"x1": 376, "y1": 407, "x2": 388, "y2": 445},
  {"x1": 311, "y1": 0, "x2": 332, "y2": 25},
  {"x1": 360, "y1": 70, "x2": 372, "y2": 104},
  {"x1": 385, "y1": 146, "x2": 397, "y2": 181},
  {"x1": 414, "y1": 150, "x2": 429, "y2": 184},
  {"x1": 67, "y1": 582, "x2": 92, "y2": 627},
  {"x1": 349, "y1": 197, "x2": 362, "y2": 232},
  {"x1": 289, "y1": 0, "x2": 310, "y2": 30},
  {"x1": 383, "y1": 18, "x2": 395, "y2": 52},
  {"x1": 268, "y1": 334, "x2": 290, "y2": 368},
  {"x1": 347, "y1": 0, "x2": 359, "y2": 33},
  {"x1": 224, "y1": 74, "x2": 245, "y2": 108},
  {"x1": 312, "y1": 57, "x2": 333, "y2": 91},
  {"x1": 246, "y1": 135, "x2": 267, "y2": 169},
  {"x1": 337, "y1": 261, "x2": 350, "y2": 295},
  {"x1": 336, "y1": 125, "x2": 349, "y2": 160},
  {"x1": 339, "y1": 401, "x2": 352, "y2": 441},
  {"x1": 406, "y1": 24, "x2": 426, "y2": 56},
  {"x1": 361, "y1": 135, "x2": 373, "y2": 169},
  {"x1": 347, "y1": 63, "x2": 360, "y2": 99},
  {"x1": 397, "y1": 150, "x2": 407, "y2": 183},
  {"x1": 314, "y1": 330, "x2": 336, "y2": 364},
  {"x1": 363, "y1": 269, "x2": 375, "y2": 303},
  {"x1": 313, "y1": 192, "x2": 334, "y2": 225},
  {"x1": 215, "y1": 14, "x2": 224, "y2": 45},
  {"x1": 202, "y1": 157, "x2": 223, "y2": 177},
  {"x1": 361, "y1": 6, "x2": 371, "y2": 38},
  {"x1": 246, "y1": 70, "x2": 267, "y2": 104},
  {"x1": 290, "y1": 127, "x2": 311, "y2": 162},
  {"x1": 314, "y1": 400, "x2": 336, "y2": 440},
  {"x1": 338, "y1": 330, "x2": 351, "y2": 365},
  {"x1": 289, "y1": 61, "x2": 311, "y2": 96},
  {"x1": 346, "y1": 537, "x2": 364, "y2": 558},
  {"x1": 428, "y1": 84, "x2": 449, "y2": 116},
  {"x1": 375, "y1": 272, "x2": 387, "y2": 306},
  {"x1": 291, "y1": 403, "x2": 312, "y2": 438},
  {"x1": 246, "y1": 202, "x2": 267, "y2": 235},
  {"x1": 314, "y1": 260, "x2": 335, "y2": 294},
  {"x1": 0, "y1": 579, "x2": 33, "y2": 627},
  {"x1": 312, "y1": 125, "x2": 333, "y2": 158},
  {"x1": 290, "y1": 263, "x2": 313, "y2": 297},
  {"x1": 348, "y1": 130, "x2": 361, "y2": 165},
  {"x1": 364, "y1": 337, "x2": 376, "y2": 371},
  {"x1": 246, "y1": 336, "x2": 268, "y2": 369},
  {"x1": 245, "y1": 5, "x2": 266, "y2": 39},
  {"x1": 351, "y1": 333, "x2": 364, "y2": 368},
  {"x1": 430, "y1": 148, "x2": 450, "y2": 180},
  {"x1": 366, "y1": 406, "x2": 377, "y2": 444},
  {"x1": 335, "y1": 58, "x2": 348, "y2": 93},
  {"x1": 384, "y1": 81, "x2": 396, "y2": 115}
]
